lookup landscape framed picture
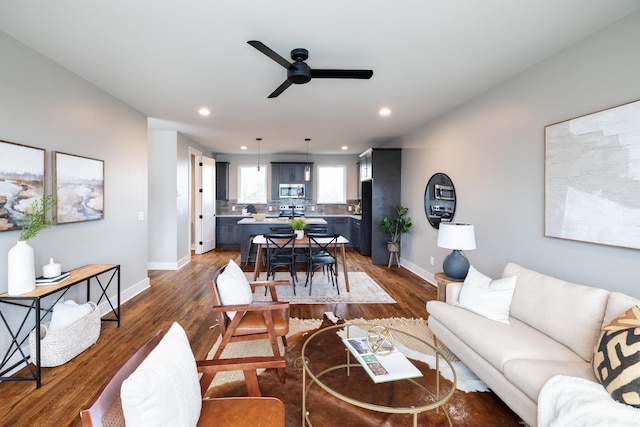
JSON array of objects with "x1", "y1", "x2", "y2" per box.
[
  {"x1": 544, "y1": 99, "x2": 640, "y2": 250},
  {"x1": 53, "y1": 152, "x2": 104, "y2": 224},
  {"x1": 0, "y1": 140, "x2": 46, "y2": 233}
]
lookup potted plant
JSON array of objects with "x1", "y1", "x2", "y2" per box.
[
  {"x1": 8, "y1": 192, "x2": 57, "y2": 296},
  {"x1": 379, "y1": 205, "x2": 412, "y2": 253},
  {"x1": 289, "y1": 218, "x2": 306, "y2": 240}
]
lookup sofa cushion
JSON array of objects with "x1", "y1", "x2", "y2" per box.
[
  {"x1": 121, "y1": 322, "x2": 202, "y2": 426},
  {"x1": 427, "y1": 301, "x2": 583, "y2": 373},
  {"x1": 504, "y1": 359, "x2": 595, "y2": 402},
  {"x1": 603, "y1": 292, "x2": 640, "y2": 327},
  {"x1": 593, "y1": 306, "x2": 640, "y2": 407},
  {"x1": 456, "y1": 266, "x2": 516, "y2": 324},
  {"x1": 504, "y1": 263, "x2": 608, "y2": 362},
  {"x1": 217, "y1": 259, "x2": 253, "y2": 319}
]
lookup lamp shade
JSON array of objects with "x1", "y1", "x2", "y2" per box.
[{"x1": 437, "y1": 223, "x2": 476, "y2": 250}]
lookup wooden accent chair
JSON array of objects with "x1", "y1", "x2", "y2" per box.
[
  {"x1": 80, "y1": 325, "x2": 286, "y2": 427},
  {"x1": 209, "y1": 261, "x2": 290, "y2": 383}
]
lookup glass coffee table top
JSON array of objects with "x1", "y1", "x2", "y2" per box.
[{"x1": 301, "y1": 322, "x2": 456, "y2": 426}]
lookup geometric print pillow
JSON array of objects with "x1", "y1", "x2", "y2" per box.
[{"x1": 592, "y1": 305, "x2": 640, "y2": 407}]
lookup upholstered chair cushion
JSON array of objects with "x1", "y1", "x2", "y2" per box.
[
  {"x1": 121, "y1": 322, "x2": 202, "y2": 426},
  {"x1": 593, "y1": 306, "x2": 640, "y2": 407}
]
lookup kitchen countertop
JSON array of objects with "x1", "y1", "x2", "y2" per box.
[
  {"x1": 237, "y1": 217, "x2": 328, "y2": 225},
  {"x1": 218, "y1": 214, "x2": 362, "y2": 220}
]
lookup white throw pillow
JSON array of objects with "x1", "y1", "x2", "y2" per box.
[
  {"x1": 456, "y1": 266, "x2": 516, "y2": 324},
  {"x1": 49, "y1": 300, "x2": 93, "y2": 331},
  {"x1": 216, "y1": 259, "x2": 253, "y2": 319},
  {"x1": 121, "y1": 322, "x2": 202, "y2": 427}
]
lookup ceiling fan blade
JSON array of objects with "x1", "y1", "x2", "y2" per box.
[
  {"x1": 310, "y1": 69, "x2": 373, "y2": 79},
  {"x1": 268, "y1": 80, "x2": 293, "y2": 98},
  {"x1": 247, "y1": 40, "x2": 291, "y2": 69}
]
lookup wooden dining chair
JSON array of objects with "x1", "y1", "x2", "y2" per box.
[
  {"x1": 210, "y1": 260, "x2": 290, "y2": 382},
  {"x1": 80, "y1": 324, "x2": 286, "y2": 427}
]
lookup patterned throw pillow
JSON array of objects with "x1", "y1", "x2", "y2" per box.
[{"x1": 592, "y1": 305, "x2": 640, "y2": 407}]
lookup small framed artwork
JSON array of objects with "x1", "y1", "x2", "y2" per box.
[
  {"x1": 53, "y1": 152, "x2": 104, "y2": 224},
  {"x1": 0, "y1": 140, "x2": 46, "y2": 232}
]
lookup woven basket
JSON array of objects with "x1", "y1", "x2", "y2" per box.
[{"x1": 29, "y1": 301, "x2": 101, "y2": 367}]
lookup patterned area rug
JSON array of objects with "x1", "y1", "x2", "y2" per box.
[
  {"x1": 206, "y1": 314, "x2": 523, "y2": 426},
  {"x1": 248, "y1": 272, "x2": 396, "y2": 304}
]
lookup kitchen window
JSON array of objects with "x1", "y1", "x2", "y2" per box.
[
  {"x1": 317, "y1": 165, "x2": 346, "y2": 203},
  {"x1": 238, "y1": 165, "x2": 267, "y2": 203}
]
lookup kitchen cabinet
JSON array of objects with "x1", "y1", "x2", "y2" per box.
[
  {"x1": 271, "y1": 162, "x2": 313, "y2": 200},
  {"x1": 323, "y1": 216, "x2": 351, "y2": 247},
  {"x1": 216, "y1": 162, "x2": 229, "y2": 200},
  {"x1": 359, "y1": 149, "x2": 372, "y2": 181},
  {"x1": 359, "y1": 148, "x2": 401, "y2": 264},
  {"x1": 350, "y1": 217, "x2": 361, "y2": 251},
  {"x1": 215, "y1": 216, "x2": 241, "y2": 247}
]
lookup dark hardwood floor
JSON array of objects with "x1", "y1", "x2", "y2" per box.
[{"x1": 0, "y1": 248, "x2": 437, "y2": 426}]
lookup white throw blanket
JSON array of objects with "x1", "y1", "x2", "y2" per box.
[{"x1": 538, "y1": 375, "x2": 640, "y2": 426}]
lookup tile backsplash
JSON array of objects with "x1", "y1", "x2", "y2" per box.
[{"x1": 216, "y1": 199, "x2": 360, "y2": 215}]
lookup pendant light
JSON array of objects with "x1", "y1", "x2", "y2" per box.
[
  {"x1": 304, "y1": 138, "x2": 311, "y2": 181},
  {"x1": 256, "y1": 137, "x2": 262, "y2": 171}
]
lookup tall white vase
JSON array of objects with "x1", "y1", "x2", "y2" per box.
[{"x1": 7, "y1": 240, "x2": 36, "y2": 296}]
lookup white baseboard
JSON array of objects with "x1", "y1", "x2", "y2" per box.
[
  {"x1": 399, "y1": 257, "x2": 436, "y2": 288},
  {"x1": 147, "y1": 255, "x2": 191, "y2": 271}
]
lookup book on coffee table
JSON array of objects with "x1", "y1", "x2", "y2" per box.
[
  {"x1": 343, "y1": 336, "x2": 422, "y2": 383},
  {"x1": 35, "y1": 271, "x2": 71, "y2": 285}
]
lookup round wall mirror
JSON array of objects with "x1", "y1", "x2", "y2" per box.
[{"x1": 424, "y1": 173, "x2": 456, "y2": 229}]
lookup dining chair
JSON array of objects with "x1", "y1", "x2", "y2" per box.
[
  {"x1": 306, "y1": 233, "x2": 340, "y2": 296},
  {"x1": 80, "y1": 323, "x2": 286, "y2": 427},
  {"x1": 264, "y1": 233, "x2": 298, "y2": 294},
  {"x1": 210, "y1": 260, "x2": 290, "y2": 383}
]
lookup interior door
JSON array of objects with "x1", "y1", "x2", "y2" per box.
[{"x1": 195, "y1": 155, "x2": 216, "y2": 254}]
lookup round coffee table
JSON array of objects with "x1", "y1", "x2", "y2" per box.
[{"x1": 301, "y1": 323, "x2": 456, "y2": 426}]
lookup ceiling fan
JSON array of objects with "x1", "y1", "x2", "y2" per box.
[{"x1": 248, "y1": 40, "x2": 373, "y2": 98}]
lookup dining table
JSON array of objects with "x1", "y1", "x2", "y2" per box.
[{"x1": 251, "y1": 234, "x2": 351, "y2": 292}]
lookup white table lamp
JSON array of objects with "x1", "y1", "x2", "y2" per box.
[{"x1": 437, "y1": 223, "x2": 476, "y2": 279}]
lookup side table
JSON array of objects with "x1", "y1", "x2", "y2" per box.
[{"x1": 434, "y1": 272, "x2": 464, "y2": 302}]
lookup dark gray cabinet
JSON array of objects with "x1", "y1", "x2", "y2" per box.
[
  {"x1": 350, "y1": 217, "x2": 361, "y2": 251},
  {"x1": 216, "y1": 162, "x2": 229, "y2": 200},
  {"x1": 322, "y1": 216, "x2": 351, "y2": 247},
  {"x1": 216, "y1": 216, "x2": 241, "y2": 247},
  {"x1": 271, "y1": 162, "x2": 313, "y2": 200},
  {"x1": 359, "y1": 149, "x2": 401, "y2": 264}
]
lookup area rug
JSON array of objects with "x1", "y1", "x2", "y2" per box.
[
  {"x1": 205, "y1": 314, "x2": 523, "y2": 426},
  {"x1": 248, "y1": 272, "x2": 396, "y2": 304}
]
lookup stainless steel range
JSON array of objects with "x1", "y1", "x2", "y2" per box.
[{"x1": 279, "y1": 204, "x2": 305, "y2": 217}]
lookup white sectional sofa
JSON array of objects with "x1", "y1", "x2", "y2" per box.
[{"x1": 426, "y1": 262, "x2": 640, "y2": 427}]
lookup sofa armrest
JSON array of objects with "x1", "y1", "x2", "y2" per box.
[{"x1": 446, "y1": 282, "x2": 463, "y2": 304}]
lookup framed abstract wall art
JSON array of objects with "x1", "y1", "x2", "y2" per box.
[
  {"x1": 0, "y1": 140, "x2": 46, "y2": 233},
  {"x1": 53, "y1": 152, "x2": 104, "y2": 224},
  {"x1": 545, "y1": 99, "x2": 640, "y2": 250}
]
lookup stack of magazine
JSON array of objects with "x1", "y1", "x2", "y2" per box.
[
  {"x1": 35, "y1": 272, "x2": 71, "y2": 286},
  {"x1": 343, "y1": 336, "x2": 422, "y2": 383}
]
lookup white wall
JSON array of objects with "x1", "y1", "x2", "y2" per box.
[
  {"x1": 399, "y1": 12, "x2": 640, "y2": 295},
  {"x1": 0, "y1": 33, "x2": 149, "y2": 360},
  {"x1": 147, "y1": 130, "x2": 211, "y2": 269}
]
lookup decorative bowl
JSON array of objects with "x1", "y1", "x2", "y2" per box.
[{"x1": 252, "y1": 213, "x2": 266, "y2": 221}]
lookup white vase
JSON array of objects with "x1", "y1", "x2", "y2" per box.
[
  {"x1": 7, "y1": 240, "x2": 36, "y2": 296},
  {"x1": 295, "y1": 230, "x2": 304, "y2": 240}
]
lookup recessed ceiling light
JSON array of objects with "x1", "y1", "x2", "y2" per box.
[
  {"x1": 240, "y1": 145, "x2": 247, "y2": 150},
  {"x1": 379, "y1": 107, "x2": 391, "y2": 117},
  {"x1": 198, "y1": 108, "x2": 210, "y2": 116},
  {"x1": 341, "y1": 146, "x2": 348, "y2": 150}
]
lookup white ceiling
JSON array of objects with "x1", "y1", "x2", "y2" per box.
[{"x1": 1, "y1": 1, "x2": 639, "y2": 156}]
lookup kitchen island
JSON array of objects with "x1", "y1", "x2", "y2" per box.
[{"x1": 238, "y1": 217, "x2": 328, "y2": 263}]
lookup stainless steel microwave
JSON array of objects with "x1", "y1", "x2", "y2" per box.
[{"x1": 279, "y1": 183, "x2": 305, "y2": 198}]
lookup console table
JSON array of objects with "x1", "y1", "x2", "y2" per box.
[{"x1": 0, "y1": 264, "x2": 120, "y2": 388}]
